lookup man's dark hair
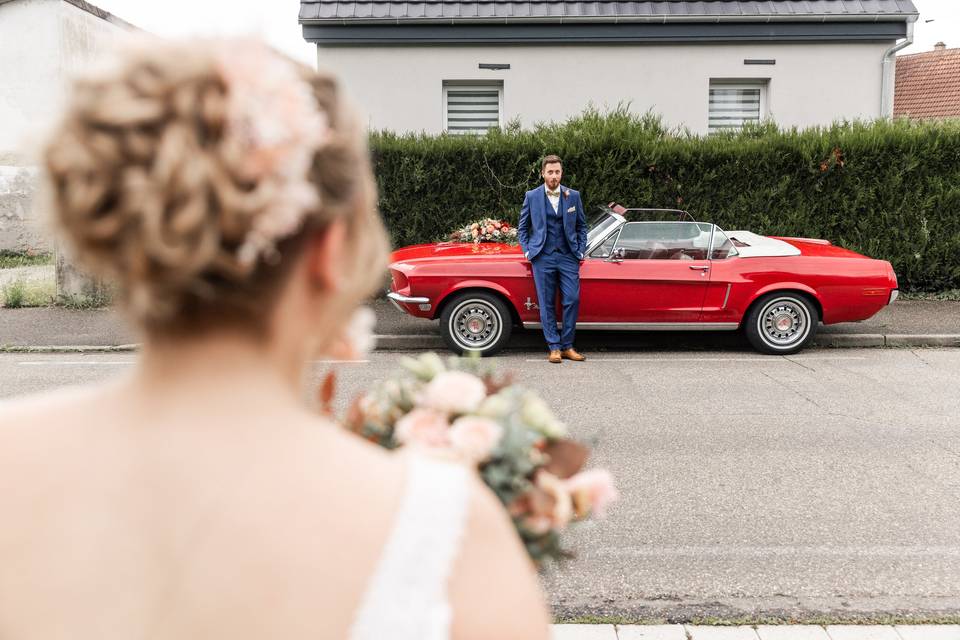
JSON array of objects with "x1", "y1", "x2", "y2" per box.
[{"x1": 541, "y1": 154, "x2": 562, "y2": 172}]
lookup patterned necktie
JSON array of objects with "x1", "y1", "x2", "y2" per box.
[{"x1": 546, "y1": 190, "x2": 560, "y2": 197}]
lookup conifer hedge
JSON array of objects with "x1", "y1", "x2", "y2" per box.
[{"x1": 369, "y1": 111, "x2": 960, "y2": 291}]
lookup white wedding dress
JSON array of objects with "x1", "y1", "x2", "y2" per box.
[{"x1": 349, "y1": 454, "x2": 471, "y2": 640}]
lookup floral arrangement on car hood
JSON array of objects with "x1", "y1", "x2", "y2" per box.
[
  {"x1": 339, "y1": 352, "x2": 617, "y2": 564},
  {"x1": 450, "y1": 218, "x2": 519, "y2": 244}
]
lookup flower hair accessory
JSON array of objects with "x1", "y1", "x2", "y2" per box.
[{"x1": 214, "y1": 40, "x2": 331, "y2": 266}]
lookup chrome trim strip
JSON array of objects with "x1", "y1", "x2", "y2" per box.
[
  {"x1": 722, "y1": 284, "x2": 732, "y2": 309},
  {"x1": 387, "y1": 292, "x2": 431, "y2": 305},
  {"x1": 523, "y1": 322, "x2": 739, "y2": 331}
]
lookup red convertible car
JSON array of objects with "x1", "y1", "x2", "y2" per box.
[{"x1": 386, "y1": 206, "x2": 898, "y2": 355}]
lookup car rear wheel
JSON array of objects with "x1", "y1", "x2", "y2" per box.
[
  {"x1": 744, "y1": 292, "x2": 819, "y2": 355},
  {"x1": 439, "y1": 291, "x2": 513, "y2": 356}
]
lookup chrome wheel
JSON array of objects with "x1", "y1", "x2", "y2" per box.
[
  {"x1": 449, "y1": 299, "x2": 502, "y2": 351},
  {"x1": 757, "y1": 297, "x2": 811, "y2": 349}
]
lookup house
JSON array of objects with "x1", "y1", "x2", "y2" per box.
[
  {"x1": 0, "y1": 0, "x2": 135, "y2": 252},
  {"x1": 895, "y1": 42, "x2": 960, "y2": 120},
  {"x1": 299, "y1": 0, "x2": 918, "y2": 136}
]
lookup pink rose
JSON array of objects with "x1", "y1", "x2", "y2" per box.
[
  {"x1": 566, "y1": 469, "x2": 619, "y2": 518},
  {"x1": 417, "y1": 370, "x2": 487, "y2": 414},
  {"x1": 449, "y1": 416, "x2": 503, "y2": 463},
  {"x1": 486, "y1": 225, "x2": 495, "y2": 234},
  {"x1": 395, "y1": 408, "x2": 450, "y2": 448}
]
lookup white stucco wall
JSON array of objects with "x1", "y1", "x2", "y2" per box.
[
  {"x1": 316, "y1": 42, "x2": 890, "y2": 135},
  {"x1": 0, "y1": 0, "x2": 129, "y2": 251},
  {"x1": 0, "y1": 0, "x2": 60, "y2": 165}
]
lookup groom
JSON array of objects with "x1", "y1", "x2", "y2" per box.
[{"x1": 518, "y1": 155, "x2": 588, "y2": 364}]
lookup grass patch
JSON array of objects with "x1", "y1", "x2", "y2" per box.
[
  {"x1": 0, "y1": 251, "x2": 54, "y2": 269},
  {"x1": 56, "y1": 291, "x2": 112, "y2": 310},
  {"x1": 1, "y1": 279, "x2": 56, "y2": 308},
  {"x1": 900, "y1": 289, "x2": 960, "y2": 301}
]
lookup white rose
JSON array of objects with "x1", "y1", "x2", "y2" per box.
[
  {"x1": 395, "y1": 408, "x2": 450, "y2": 448},
  {"x1": 418, "y1": 370, "x2": 487, "y2": 415},
  {"x1": 449, "y1": 416, "x2": 503, "y2": 463}
]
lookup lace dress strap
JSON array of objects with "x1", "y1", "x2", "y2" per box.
[{"x1": 349, "y1": 453, "x2": 471, "y2": 640}]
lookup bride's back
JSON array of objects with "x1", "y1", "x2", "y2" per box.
[
  {"x1": 0, "y1": 383, "x2": 409, "y2": 639},
  {"x1": 0, "y1": 37, "x2": 548, "y2": 640}
]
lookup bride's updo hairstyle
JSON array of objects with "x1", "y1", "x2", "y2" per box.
[{"x1": 43, "y1": 38, "x2": 389, "y2": 337}]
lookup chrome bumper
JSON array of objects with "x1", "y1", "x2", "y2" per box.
[
  {"x1": 889, "y1": 289, "x2": 899, "y2": 305},
  {"x1": 386, "y1": 291, "x2": 431, "y2": 312}
]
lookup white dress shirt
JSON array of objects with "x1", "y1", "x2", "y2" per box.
[{"x1": 545, "y1": 184, "x2": 560, "y2": 214}]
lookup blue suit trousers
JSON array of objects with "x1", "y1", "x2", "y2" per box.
[{"x1": 531, "y1": 251, "x2": 580, "y2": 351}]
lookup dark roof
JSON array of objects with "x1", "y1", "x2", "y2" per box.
[
  {"x1": 895, "y1": 47, "x2": 960, "y2": 119},
  {"x1": 300, "y1": 0, "x2": 918, "y2": 24}
]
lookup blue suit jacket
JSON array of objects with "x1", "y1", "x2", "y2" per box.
[{"x1": 517, "y1": 184, "x2": 588, "y2": 261}]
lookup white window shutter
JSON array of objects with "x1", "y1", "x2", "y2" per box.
[
  {"x1": 709, "y1": 83, "x2": 764, "y2": 133},
  {"x1": 444, "y1": 83, "x2": 502, "y2": 135}
]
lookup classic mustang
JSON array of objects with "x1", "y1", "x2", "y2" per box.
[{"x1": 386, "y1": 206, "x2": 899, "y2": 355}]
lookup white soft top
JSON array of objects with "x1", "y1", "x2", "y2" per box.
[{"x1": 726, "y1": 230, "x2": 801, "y2": 258}]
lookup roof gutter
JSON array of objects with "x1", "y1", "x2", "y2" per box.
[
  {"x1": 300, "y1": 13, "x2": 919, "y2": 26},
  {"x1": 880, "y1": 16, "x2": 916, "y2": 117}
]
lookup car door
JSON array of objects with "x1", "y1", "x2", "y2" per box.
[{"x1": 579, "y1": 221, "x2": 713, "y2": 324}]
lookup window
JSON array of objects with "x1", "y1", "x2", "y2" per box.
[
  {"x1": 590, "y1": 228, "x2": 621, "y2": 259},
  {"x1": 612, "y1": 222, "x2": 713, "y2": 260},
  {"x1": 710, "y1": 227, "x2": 739, "y2": 260},
  {"x1": 708, "y1": 81, "x2": 766, "y2": 134},
  {"x1": 443, "y1": 82, "x2": 502, "y2": 135}
]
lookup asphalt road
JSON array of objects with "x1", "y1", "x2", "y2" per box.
[{"x1": 1, "y1": 349, "x2": 959, "y2": 623}]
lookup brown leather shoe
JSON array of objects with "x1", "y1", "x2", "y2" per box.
[
  {"x1": 561, "y1": 348, "x2": 586, "y2": 362},
  {"x1": 548, "y1": 350, "x2": 562, "y2": 364}
]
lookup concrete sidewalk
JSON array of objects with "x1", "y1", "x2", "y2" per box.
[
  {"x1": 551, "y1": 624, "x2": 960, "y2": 639},
  {"x1": 1, "y1": 298, "x2": 959, "y2": 352}
]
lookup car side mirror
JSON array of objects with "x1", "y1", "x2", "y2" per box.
[{"x1": 605, "y1": 247, "x2": 624, "y2": 263}]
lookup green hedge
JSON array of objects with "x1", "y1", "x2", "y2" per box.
[{"x1": 369, "y1": 110, "x2": 960, "y2": 291}]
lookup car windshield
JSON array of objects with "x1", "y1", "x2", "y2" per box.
[{"x1": 587, "y1": 208, "x2": 623, "y2": 245}]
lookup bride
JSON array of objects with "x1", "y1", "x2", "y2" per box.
[{"x1": 0, "y1": 38, "x2": 549, "y2": 639}]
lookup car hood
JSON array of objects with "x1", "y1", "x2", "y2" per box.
[{"x1": 390, "y1": 242, "x2": 523, "y2": 263}]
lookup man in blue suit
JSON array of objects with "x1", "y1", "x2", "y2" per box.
[{"x1": 518, "y1": 155, "x2": 588, "y2": 364}]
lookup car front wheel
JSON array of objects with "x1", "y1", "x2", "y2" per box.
[
  {"x1": 744, "y1": 292, "x2": 819, "y2": 355},
  {"x1": 439, "y1": 291, "x2": 513, "y2": 356}
]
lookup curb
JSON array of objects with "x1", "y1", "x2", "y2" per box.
[
  {"x1": 1, "y1": 334, "x2": 959, "y2": 354},
  {"x1": 0, "y1": 344, "x2": 140, "y2": 353},
  {"x1": 550, "y1": 623, "x2": 960, "y2": 640}
]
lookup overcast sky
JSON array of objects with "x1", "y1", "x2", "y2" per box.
[{"x1": 93, "y1": 0, "x2": 957, "y2": 64}]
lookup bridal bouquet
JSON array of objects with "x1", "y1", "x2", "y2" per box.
[
  {"x1": 340, "y1": 352, "x2": 617, "y2": 564},
  {"x1": 449, "y1": 218, "x2": 519, "y2": 244}
]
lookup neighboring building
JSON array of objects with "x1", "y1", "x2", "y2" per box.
[
  {"x1": 895, "y1": 42, "x2": 960, "y2": 120},
  {"x1": 299, "y1": 0, "x2": 918, "y2": 136},
  {"x1": 0, "y1": 0, "x2": 134, "y2": 252}
]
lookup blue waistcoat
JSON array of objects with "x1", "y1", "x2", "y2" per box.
[{"x1": 542, "y1": 192, "x2": 572, "y2": 256}]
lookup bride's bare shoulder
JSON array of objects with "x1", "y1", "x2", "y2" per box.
[{"x1": 0, "y1": 383, "x2": 104, "y2": 432}]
